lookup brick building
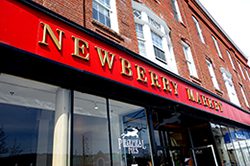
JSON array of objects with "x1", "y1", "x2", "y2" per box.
[{"x1": 0, "y1": 0, "x2": 250, "y2": 166}]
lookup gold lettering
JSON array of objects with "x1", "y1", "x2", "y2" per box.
[
  {"x1": 218, "y1": 102, "x2": 223, "y2": 112},
  {"x1": 120, "y1": 57, "x2": 132, "y2": 77},
  {"x1": 207, "y1": 98, "x2": 214, "y2": 109},
  {"x1": 96, "y1": 46, "x2": 115, "y2": 70},
  {"x1": 72, "y1": 36, "x2": 89, "y2": 60},
  {"x1": 162, "y1": 77, "x2": 172, "y2": 93},
  {"x1": 171, "y1": 81, "x2": 178, "y2": 96},
  {"x1": 135, "y1": 65, "x2": 147, "y2": 83},
  {"x1": 201, "y1": 95, "x2": 208, "y2": 106},
  {"x1": 196, "y1": 93, "x2": 202, "y2": 104},
  {"x1": 39, "y1": 22, "x2": 64, "y2": 51},
  {"x1": 214, "y1": 101, "x2": 219, "y2": 111},
  {"x1": 149, "y1": 71, "x2": 161, "y2": 88},
  {"x1": 186, "y1": 88, "x2": 195, "y2": 102}
]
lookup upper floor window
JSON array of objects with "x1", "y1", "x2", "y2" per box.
[
  {"x1": 206, "y1": 59, "x2": 219, "y2": 90},
  {"x1": 171, "y1": 0, "x2": 183, "y2": 22},
  {"x1": 220, "y1": 68, "x2": 240, "y2": 106},
  {"x1": 240, "y1": 84, "x2": 249, "y2": 108},
  {"x1": 212, "y1": 35, "x2": 223, "y2": 59},
  {"x1": 93, "y1": 0, "x2": 118, "y2": 32},
  {"x1": 132, "y1": 1, "x2": 178, "y2": 74},
  {"x1": 192, "y1": 16, "x2": 205, "y2": 43},
  {"x1": 182, "y1": 41, "x2": 198, "y2": 78},
  {"x1": 237, "y1": 61, "x2": 246, "y2": 80},
  {"x1": 245, "y1": 68, "x2": 250, "y2": 80},
  {"x1": 226, "y1": 50, "x2": 236, "y2": 70},
  {"x1": 135, "y1": 23, "x2": 146, "y2": 56}
]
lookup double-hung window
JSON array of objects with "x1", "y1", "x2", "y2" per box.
[
  {"x1": 206, "y1": 59, "x2": 219, "y2": 90},
  {"x1": 226, "y1": 50, "x2": 236, "y2": 70},
  {"x1": 193, "y1": 16, "x2": 205, "y2": 43},
  {"x1": 182, "y1": 41, "x2": 198, "y2": 78},
  {"x1": 132, "y1": 1, "x2": 178, "y2": 74},
  {"x1": 240, "y1": 85, "x2": 249, "y2": 107},
  {"x1": 171, "y1": 0, "x2": 183, "y2": 22},
  {"x1": 237, "y1": 61, "x2": 246, "y2": 80},
  {"x1": 212, "y1": 35, "x2": 223, "y2": 58},
  {"x1": 135, "y1": 23, "x2": 146, "y2": 56},
  {"x1": 93, "y1": 0, "x2": 111, "y2": 27},
  {"x1": 93, "y1": 0, "x2": 118, "y2": 31},
  {"x1": 221, "y1": 68, "x2": 240, "y2": 106},
  {"x1": 245, "y1": 68, "x2": 250, "y2": 80},
  {"x1": 151, "y1": 31, "x2": 166, "y2": 62}
]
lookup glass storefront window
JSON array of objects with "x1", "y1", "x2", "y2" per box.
[
  {"x1": 210, "y1": 123, "x2": 231, "y2": 166},
  {"x1": 73, "y1": 92, "x2": 110, "y2": 166},
  {"x1": 220, "y1": 125, "x2": 239, "y2": 165},
  {"x1": 109, "y1": 99, "x2": 153, "y2": 166},
  {"x1": 0, "y1": 74, "x2": 71, "y2": 166}
]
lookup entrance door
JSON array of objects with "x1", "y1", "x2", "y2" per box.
[{"x1": 191, "y1": 145, "x2": 218, "y2": 166}]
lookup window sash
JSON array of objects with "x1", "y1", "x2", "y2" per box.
[
  {"x1": 206, "y1": 60, "x2": 219, "y2": 89},
  {"x1": 193, "y1": 16, "x2": 205, "y2": 43},
  {"x1": 237, "y1": 62, "x2": 246, "y2": 80},
  {"x1": 93, "y1": 0, "x2": 111, "y2": 27},
  {"x1": 171, "y1": 0, "x2": 183, "y2": 22},
  {"x1": 240, "y1": 85, "x2": 249, "y2": 107},
  {"x1": 226, "y1": 51, "x2": 236, "y2": 70},
  {"x1": 183, "y1": 43, "x2": 198, "y2": 77},
  {"x1": 154, "y1": 45, "x2": 166, "y2": 62}
]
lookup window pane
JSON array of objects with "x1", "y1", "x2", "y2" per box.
[
  {"x1": 109, "y1": 99, "x2": 153, "y2": 166},
  {"x1": 93, "y1": 0, "x2": 111, "y2": 27},
  {"x1": 73, "y1": 92, "x2": 110, "y2": 166},
  {"x1": 0, "y1": 74, "x2": 61, "y2": 166}
]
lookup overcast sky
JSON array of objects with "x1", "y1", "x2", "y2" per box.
[{"x1": 198, "y1": 0, "x2": 250, "y2": 66}]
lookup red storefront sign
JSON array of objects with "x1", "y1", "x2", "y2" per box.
[{"x1": 0, "y1": 0, "x2": 249, "y2": 126}]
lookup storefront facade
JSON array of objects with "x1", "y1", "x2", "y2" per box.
[{"x1": 0, "y1": 1, "x2": 250, "y2": 166}]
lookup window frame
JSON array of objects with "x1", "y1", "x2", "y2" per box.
[
  {"x1": 182, "y1": 41, "x2": 198, "y2": 78},
  {"x1": 192, "y1": 16, "x2": 205, "y2": 43},
  {"x1": 212, "y1": 35, "x2": 223, "y2": 59},
  {"x1": 171, "y1": 0, "x2": 183, "y2": 22},
  {"x1": 92, "y1": 0, "x2": 119, "y2": 32},
  {"x1": 240, "y1": 84, "x2": 249, "y2": 108},
  {"x1": 206, "y1": 59, "x2": 220, "y2": 90}
]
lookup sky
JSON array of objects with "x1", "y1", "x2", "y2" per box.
[{"x1": 198, "y1": 0, "x2": 250, "y2": 66}]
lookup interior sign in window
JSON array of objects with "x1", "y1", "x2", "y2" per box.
[{"x1": 118, "y1": 127, "x2": 146, "y2": 154}]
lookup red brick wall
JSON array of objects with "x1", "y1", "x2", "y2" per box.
[{"x1": 32, "y1": 0, "x2": 250, "y2": 111}]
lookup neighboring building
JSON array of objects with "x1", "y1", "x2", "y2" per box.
[{"x1": 0, "y1": 0, "x2": 250, "y2": 166}]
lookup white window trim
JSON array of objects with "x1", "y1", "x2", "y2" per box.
[
  {"x1": 182, "y1": 41, "x2": 198, "y2": 78},
  {"x1": 220, "y1": 68, "x2": 241, "y2": 106},
  {"x1": 212, "y1": 35, "x2": 223, "y2": 58},
  {"x1": 226, "y1": 50, "x2": 236, "y2": 70},
  {"x1": 192, "y1": 16, "x2": 205, "y2": 43},
  {"x1": 132, "y1": 1, "x2": 178, "y2": 74},
  {"x1": 206, "y1": 59, "x2": 219, "y2": 90}
]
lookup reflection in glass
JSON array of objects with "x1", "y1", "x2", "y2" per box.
[
  {"x1": 109, "y1": 100, "x2": 153, "y2": 166},
  {"x1": 0, "y1": 74, "x2": 58, "y2": 166},
  {"x1": 73, "y1": 92, "x2": 110, "y2": 166},
  {"x1": 210, "y1": 123, "x2": 230, "y2": 166},
  {"x1": 228, "y1": 127, "x2": 246, "y2": 166}
]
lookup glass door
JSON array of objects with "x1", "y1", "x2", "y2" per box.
[{"x1": 191, "y1": 145, "x2": 218, "y2": 166}]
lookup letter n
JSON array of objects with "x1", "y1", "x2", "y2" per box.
[{"x1": 39, "y1": 22, "x2": 64, "y2": 51}]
